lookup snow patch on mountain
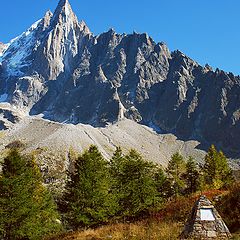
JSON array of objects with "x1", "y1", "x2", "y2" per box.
[
  {"x1": 1, "y1": 19, "x2": 41, "y2": 76},
  {"x1": 64, "y1": 2, "x2": 70, "y2": 17},
  {"x1": 0, "y1": 46, "x2": 8, "y2": 57},
  {"x1": 25, "y1": 20, "x2": 41, "y2": 36}
]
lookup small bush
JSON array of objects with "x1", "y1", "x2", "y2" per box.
[
  {"x1": 152, "y1": 190, "x2": 225, "y2": 222},
  {"x1": 5, "y1": 140, "x2": 25, "y2": 149},
  {"x1": 217, "y1": 183, "x2": 240, "y2": 232}
]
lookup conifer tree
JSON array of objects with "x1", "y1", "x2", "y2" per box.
[
  {"x1": 154, "y1": 167, "x2": 173, "y2": 199},
  {"x1": 110, "y1": 149, "x2": 161, "y2": 218},
  {"x1": 203, "y1": 145, "x2": 233, "y2": 189},
  {"x1": 109, "y1": 146, "x2": 124, "y2": 179},
  {"x1": 166, "y1": 152, "x2": 186, "y2": 197},
  {"x1": 0, "y1": 149, "x2": 62, "y2": 240},
  {"x1": 184, "y1": 156, "x2": 200, "y2": 194},
  {"x1": 63, "y1": 145, "x2": 116, "y2": 228}
]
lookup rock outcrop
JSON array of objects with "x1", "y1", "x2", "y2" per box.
[{"x1": 0, "y1": 42, "x2": 8, "y2": 57}]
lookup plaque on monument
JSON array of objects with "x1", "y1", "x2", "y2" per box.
[{"x1": 200, "y1": 208, "x2": 215, "y2": 221}]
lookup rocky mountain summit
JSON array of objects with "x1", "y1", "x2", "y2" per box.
[
  {"x1": 1, "y1": 0, "x2": 240, "y2": 157},
  {"x1": 0, "y1": 42, "x2": 8, "y2": 57}
]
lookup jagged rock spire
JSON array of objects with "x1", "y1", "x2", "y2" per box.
[
  {"x1": 50, "y1": 0, "x2": 90, "y2": 34},
  {"x1": 57, "y1": 0, "x2": 70, "y2": 7},
  {"x1": 51, "y1": 0, "x2": 75, "y2": 25},
  {"x1": 35, "y1": 0, "x2": 92, "y2": 80},
  {"x1": 40, "y1": 10, "x2": 53, "y2": 31},
  {"x1": 54, "y1": 0, "x2": 72, "y2": 14}
]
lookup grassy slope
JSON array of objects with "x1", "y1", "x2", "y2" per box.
[
  {"x1": 48, "y1": 220, "x2": 182, "y2": 240},
  {"x1": 47, "y1": 189, "x2": 240, "y2": 240}
]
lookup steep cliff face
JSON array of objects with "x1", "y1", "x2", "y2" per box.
[
  {"x1": 0, "y1": 0, "x2": 240, "y2": 156},
  {"x1": 146, "y1": 52, "x2": 240, "y2": 154},
  {"x1": 0, "y1": 0, "x2": 92, "y2": 109}
]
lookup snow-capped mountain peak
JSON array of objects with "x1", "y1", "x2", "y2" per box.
[
  {"x1": 35, "y1": 0, "x2": 92, "y2": 80},
  {"x1": 0, "y1": 0, "x2": 91, "y2": 79}
]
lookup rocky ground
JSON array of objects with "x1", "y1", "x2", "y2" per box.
[
  {"x1": 0, "y1": 104, "x2": 239, "y2": 193},
  {"x1": 0, "y1": 105, "x2": 207, "y2": 167}
]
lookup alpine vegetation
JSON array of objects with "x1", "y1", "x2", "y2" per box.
[{"x1": 0, "y1": 149, "x2": 62, "y2": 240}]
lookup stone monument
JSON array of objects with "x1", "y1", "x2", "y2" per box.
[{"x1": 181, "y1": 195, "x2": 231, "y2": 239}]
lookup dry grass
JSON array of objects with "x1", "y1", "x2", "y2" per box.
[
  {"x1": 152, "y1": 190, "x2": 227, "y2": 222},
  {"x1": 232, "y1": 232, "x2": 240, "y2": 240},
  {"x1": 47, "y1": 190, "x2": 230, "y2": 240},
  {"x1": 0, "y1": 131, "x2": 6, "y2": 139},
  {"x1": 48, "y1": 220, "x2": 182, "y2": 240}
]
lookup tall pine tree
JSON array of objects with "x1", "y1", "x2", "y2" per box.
[
  {"x1": 63, "y1": 145, "x2": 116, "y2": 228},
  {"x1": 166, "y1": 152, "x2": 186, "y2": 197},
  {"x1": 0, "y1": 149, "x2": 62, "y2": 240},
  {"x1": 110, "y1": 149, "x2": 161, "y2": 218},
  {"x1": 184, "y1": 156, "x2": 200, "y2": 194}
]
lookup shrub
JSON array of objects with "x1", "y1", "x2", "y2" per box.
[
  {"x1": 218, "y1": 182, "x2": 240, "y2": 232},
  {"x1": 5, "y1": 140, "x2": 25, "y2": 149}
]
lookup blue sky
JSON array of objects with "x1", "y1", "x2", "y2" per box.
[{"x1": 0, "y1": 0, "x2": 239, "y2": 74}]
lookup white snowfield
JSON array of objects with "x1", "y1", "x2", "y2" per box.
[{"x1": 0, "y1": 19, "x2": 41, "y2": 76}]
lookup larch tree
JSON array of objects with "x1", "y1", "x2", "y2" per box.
[
  {"x1": 0, "y1": 149, "x2": 62, "y2": 240},
  {"x1": 63, "y1": 145, "x2": 116, "y2": 228},
  {"x1": 110, "y1": 149, "x2": 162, "y2": 218},
  {"x1": 203, "y1": 145, "x2": 233, "y2": 189},
  {"x1": 166, "y1": 152, "x2": 186, "y2": 197},
  {"x1": 184, "y1": 156, "x2": 200, "y2": 194}
]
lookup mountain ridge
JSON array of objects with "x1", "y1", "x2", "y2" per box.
[{"x1": 1, "y1": 0, "x2": 240, "y2": 158}]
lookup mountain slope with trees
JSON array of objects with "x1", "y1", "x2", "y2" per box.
[{"x1": 0, "y1": 142, "x2": 238, "y2": 239}]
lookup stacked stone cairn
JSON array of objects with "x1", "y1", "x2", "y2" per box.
[{"x1": 181, "y1": 195, "x2": 231, "y2": 239}]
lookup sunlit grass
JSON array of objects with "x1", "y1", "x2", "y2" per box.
[{"x1": 49, "y1": 220, "x2": 182, "y2": 240}]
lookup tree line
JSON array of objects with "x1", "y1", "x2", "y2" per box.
[{"x1": 0, "y1": 144, "x2": 234, "y2": 239}]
